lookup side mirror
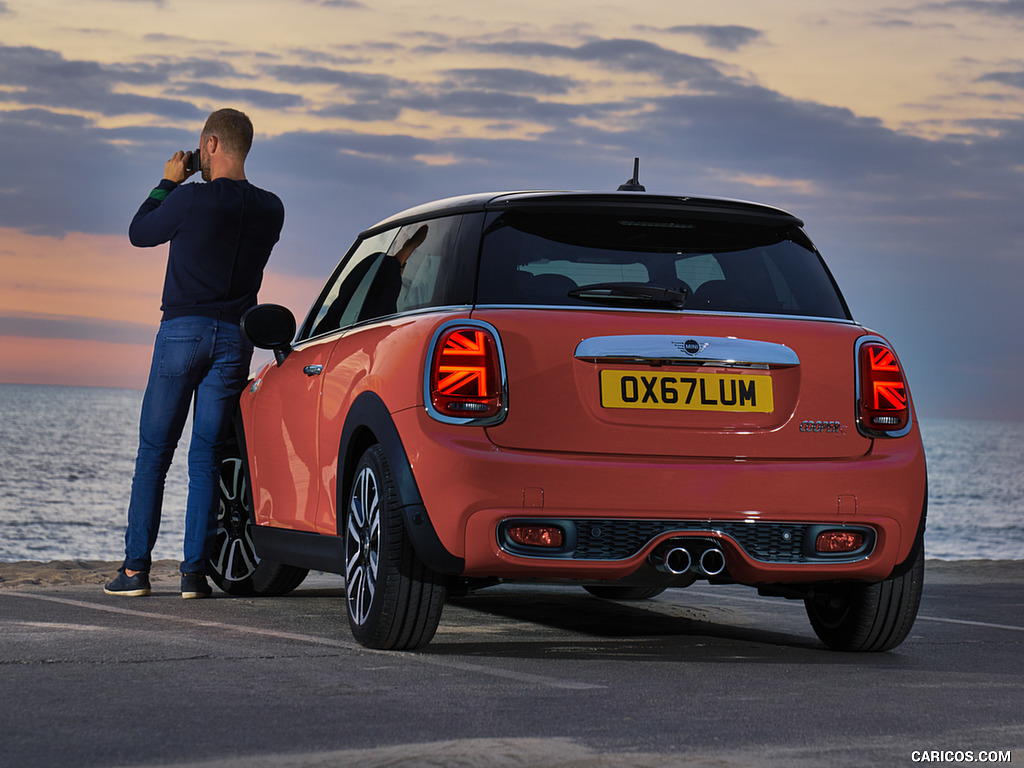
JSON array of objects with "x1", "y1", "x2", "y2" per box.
[{"x1": 241, "y1": 304, "x2": 296, "y2": 366}]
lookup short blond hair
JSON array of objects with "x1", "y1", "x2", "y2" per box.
[{"x1": 202, "y1": 108, "x2": 253, "y2": 158}]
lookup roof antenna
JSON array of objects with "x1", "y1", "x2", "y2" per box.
[{"x1": 617, "y1": 157, "x2": 646, "y2": 192}]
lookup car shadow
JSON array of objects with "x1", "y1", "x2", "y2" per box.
[
  {"x1": 281, "y1": 580, "x2": 921, "y2": 664},
  {"x1": 423, "y1": 586, "x2": 929, "y2": 665}
]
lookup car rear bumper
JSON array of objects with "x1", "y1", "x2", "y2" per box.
[{"x1": 393, "y1": 408, "x2": 927, "y2": 585}]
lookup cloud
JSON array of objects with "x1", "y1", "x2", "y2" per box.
[
  {"x1": 441, "y1": 68, "x2": 578, "y2": 95},
  {"x1": 164, "y1": 81, "x2": 305, "y2": 109},
  {"x1": 0, "y1": 44, "x2": 202, "y2": 119},
  {"x1": 149, "y1": 56, "x2": 247, "y2": 80},
  {"x1": 396, "y1": 89, "x2": 595, "y2": 122},
  {"x1": 466, "y1": 38, "x2": 733, "y2": 89},
  {"x1": 314, "y1": 101, "x2": 403, "y2": 122},
  {"x1": 664, "y1": 25, "x2": 763, "y2": 51},
  {"x1": 261, "y1": 63, "x2": 407, "y2": 91},
  {"x1": 286, "y1": 48, "x2": 370, "y2": 66},
  {"x1": 303, "y1": 0, "x2": 366, "y2": 7},
  {"x1": 0, "y1": 107, "x2": 197, "y2": 237},
  {"x1": 0, "y1": 314, "x2": 155, "y2": 345},
  {"x1": 3, "y1": 34, "x2": 1020, "y2": 266},
  {"x1": 920, "y1": 0, "x2": 1024, "y2": 18},
  {"x1": 977, "y1": 69, "x2": 1024, "y2": 88}
]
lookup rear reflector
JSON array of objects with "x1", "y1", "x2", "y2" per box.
[
  {"x1": 507, "y1": 525, "x2": 565, "y2": 548},
  {"x1": 857, "y1": 339, "x2": 910, "y2": 437},
  {"x1": 816, "y1": 530, "x2": 866, "y2": 553}
]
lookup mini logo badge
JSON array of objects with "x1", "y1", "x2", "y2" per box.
[{"x1": 680, "y1": 339, "x2": 707, "y2": 356}]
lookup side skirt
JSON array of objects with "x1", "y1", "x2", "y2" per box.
[{"x1": 251, "y1": 525, "x2": 346, "y2": 575}]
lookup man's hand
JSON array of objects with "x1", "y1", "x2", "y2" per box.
[{"x1": 163, "y1": 151, "x2": 197, "y2": 184}]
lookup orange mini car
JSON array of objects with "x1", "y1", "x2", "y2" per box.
[{"x1": 211, "y1": 182, "x2": 927, "y2": 652}]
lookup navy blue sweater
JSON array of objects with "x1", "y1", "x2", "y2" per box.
[{"x1": 129, "y1": 178, "x2": 285, "y2": 323}]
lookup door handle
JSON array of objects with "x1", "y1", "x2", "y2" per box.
[{"x1": 303, "y1": 364, "x2": 324, "y2": 377}]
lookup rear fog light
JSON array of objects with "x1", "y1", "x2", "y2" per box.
[
  {"x1": 816, "y1": 530, "x2": 866, "y2": 553},
  {"x1": 507, "y1": 525, "x2": 565, "y2": 548}
]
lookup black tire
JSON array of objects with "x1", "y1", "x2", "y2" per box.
[
  {"x1": 804, "y1": 545, "x2": 924, "y2": 652},
  {"x1": 209, "y1": 439, "x2": 309, "y2": 597},
  {"x1": 345, "y1": 444, "x2": 447, "y2": 650},
  {"x1": 584, "y1": 585, "x2": 667, "y2": 600}
]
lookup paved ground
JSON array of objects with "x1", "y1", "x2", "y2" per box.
[{"x1": 1, "y1": 560, "x2": 1021, "y2": 767}]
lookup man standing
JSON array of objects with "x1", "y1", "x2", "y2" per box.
[{"x1": 105, "y1": 108, "x2": 284, "y2": 599}]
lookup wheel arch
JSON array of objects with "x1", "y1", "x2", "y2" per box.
[
  {"x1": 231, "y1": 399, "x2": 253, "y2": 484},
  {"x1": 888, "y1": 484, "x2": 927, "y2": 581},
  {"x1": 337, "y1": 391, "x2": 465, "y2": 575},
  {"x1": 228, "y1": 396, "x2": 260, "y2": 522}
]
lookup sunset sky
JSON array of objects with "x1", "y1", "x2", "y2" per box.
[{"x1": 2, "y1": 0, "x2": 1023, "y2": 419}]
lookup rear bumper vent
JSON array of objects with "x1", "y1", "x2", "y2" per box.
[{"x1": 499, "y1": 518, "x2": 875, "y2": 564}]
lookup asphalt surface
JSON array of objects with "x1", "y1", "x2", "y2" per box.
[{"x1": 1, "y1": 560, "x2": 1021, "y2": 768}]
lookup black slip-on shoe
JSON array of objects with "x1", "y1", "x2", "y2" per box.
[
  {"x1": 104, "y1": 569, "x2": 151, "y2": 597},
  {"x1": 181, "y1": 573, "x2": 212, "y2": 599}
]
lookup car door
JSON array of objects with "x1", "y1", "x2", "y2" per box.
[
  {"x1": 309, "y1": 217, "x2": 468, "y2": 535},
  {"x1": 247, "y1": 230, "x2": 398, "y2": 532},
  {"x1": 247, "y1": 339, "x2": 335, "y2": 532}
]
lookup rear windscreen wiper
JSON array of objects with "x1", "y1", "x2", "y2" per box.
[{"x1": 567, "y1": 282, "x2": 688, "y2": 309}]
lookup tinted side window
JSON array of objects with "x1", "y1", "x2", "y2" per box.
[
  {"x1": 351, "y1": 214, "x2": 469, "y2": 323},
  {"x1": 386, "y1": 216, "x2": 465, "y2": 313},
  {"x1": 301, "y1": 229, "x2": 398, "y2": 340},
  {"x1": 299, "y1": 214, "x2": 477, "y2": 341}
]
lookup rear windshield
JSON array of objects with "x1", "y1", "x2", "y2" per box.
[{"x1": 476, "y1": 209, "x2": 850, "y2": 320}]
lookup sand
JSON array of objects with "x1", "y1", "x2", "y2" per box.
[{"x1": 0, "y1": 559, "x2": 183, "y2": 588}]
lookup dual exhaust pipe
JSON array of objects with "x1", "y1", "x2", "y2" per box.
[{"x1": 649, "y1": 540, "x2": 727, "y2": 576}]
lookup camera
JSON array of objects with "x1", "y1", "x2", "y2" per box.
[{"x1": 185, "y1": 148, "x2": 201, "y2": 174}]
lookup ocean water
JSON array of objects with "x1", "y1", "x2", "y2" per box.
[
  {"x1": 0, "y1": 384, "x2": 189, "y2": 564},
  {"x1": 0, "y1": 383, "x2": 1021, "y2": 563}
]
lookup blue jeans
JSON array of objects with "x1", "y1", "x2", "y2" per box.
[{"x1": 122, "y1": 317, "x2": 253, "y2": 575}]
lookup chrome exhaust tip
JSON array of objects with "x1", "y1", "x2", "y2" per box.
[
  {"x1": 649, "y1": 545, "x2": 692, "y2": 575},
  {"x1": 698, "y1": 547, "x2": 726, "y2": 576}
]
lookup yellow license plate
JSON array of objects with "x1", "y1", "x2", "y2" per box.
[{"x1": 600, "y1": 370, "x2": 774, "y2": 413}]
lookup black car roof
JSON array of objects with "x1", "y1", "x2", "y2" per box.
[{"x1": 360, "y1": 191, "x2": 804, "y2": 238}]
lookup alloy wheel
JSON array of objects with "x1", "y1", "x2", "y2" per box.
[
  {"x1": 346, "y1": 464, "x2": 381, "y2": 626},
  {"x1": 212, "y1": 456, "x2": 260, "y2": 582}
]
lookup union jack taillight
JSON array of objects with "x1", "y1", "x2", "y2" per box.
[
  {"x1": 857, "y1": 338, "x2": 911, "y2": 437},
  {"x1": 427, "y1": 322, "x2": 506, "y2": 424}
]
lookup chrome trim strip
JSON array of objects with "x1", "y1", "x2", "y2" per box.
[
  {"x1": 300, "y1": 304, "x2": 474, "y2": 344},
  {"x1": 574, "y1": 335, "x2": 800, "y2": 368}
]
